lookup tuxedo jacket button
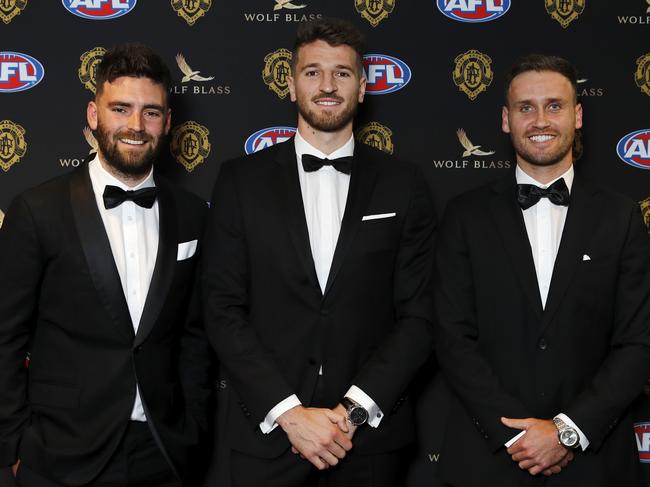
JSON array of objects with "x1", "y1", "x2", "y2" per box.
[{"x1": 538, "y1": 339, "x2": 548, "y2": 350}]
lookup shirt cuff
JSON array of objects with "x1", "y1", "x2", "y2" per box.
[
  {"x1": 555, "y1": 413, "x2": 590, "y2": 451},
  {"x1": 259, "y1": 394, "x2": 301, "y2": 434},
  {"x1": 504, "y1": 429, "x2": 526, "y2": 448},
  {"x1": 345, "y1": 385, "x2": 384, "y2": 428}
]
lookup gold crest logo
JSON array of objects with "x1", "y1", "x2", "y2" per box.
[
  {"x1": 453, "y1": 50, "x2": 493, "y2": 101},
  {"x1": 355, "y1": 0, "x2": 395, "y2": 27},
  {"x1": 274, "y1": 0, "x2": 306, "y2": 10},
  {"x1": 262, "y1": 48, "x2": 292, "y2": 99},
  {"x1": 635, "y1": 53, "x2": 650, "y2": 97},
  {"x1": 457, "y1": 129, "x2": 495, "y2": 157},
  {"x1": 0, "y1": 0, "x2": 27, "y2": 24},
  {"x1": 78, "y1": 47, "x2": 106, "y2": 94},
  {"x1": 545, "y1": 0, "x2": 586, "y2": 28},
  {"x1": 0, "y1": 120, "x2": 27, "y2": 172},
  {"x1": 0, "y1": 208, "x2": 4, "y2": 229},
  {"x1": 640, "y1": 197, "x2": 650, "y2": 234},
  {"x1": 171, "y1": 0, "x2": 211, "y2": 26},
  {"x1": 170, "y1": 121, "x2": 211, "y2": 172},
  {"x1": 356, "y1": 122, "x2": 394, "y2": 155}
]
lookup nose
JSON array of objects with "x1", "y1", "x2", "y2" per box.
[
  {"x1": 127, "y1": 111, "x2": 144, "y2": 132},
  {"x1": 319, "y1": 72, "x2": 337, "y2": 94},
  {"x1": 533, "y1": 109, "x2": 550, "y2": 129}
]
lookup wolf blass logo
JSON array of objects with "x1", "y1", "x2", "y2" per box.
[
  {"x1": 244, "y1": 0, "x2": 322, "y2": 22},
  {"x1": 618, "y1": 0, "x2": 650, "y2": 24},
  {"x1": 59, "y1": 127, "x2": 97, "y2": 168},
  {"x1": 433, "y1": 128, "x2": 510, "y2": 169},
  {"x1": 170, "y1": 53, "x2": 230, "y2": 96},
  {"x1": 577, "y1": 78, "x2": 604, "y2": 97}
]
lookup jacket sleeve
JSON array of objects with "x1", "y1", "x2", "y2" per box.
[
  {"x1": 433, "y1": 201, "x2": 532, "y2": 452},
  {"x1": 564, "y1": 203, "x2": 650, "y2": 452},
  {"x1": 0, "y1": 196, "x2": 42, "y2": 466},
  {"x1": 351, "y1": 167, "x2": 437, "y2": 414},
  {"x1": 201, "y1": 162, "x2": 295, "y2": 428}
]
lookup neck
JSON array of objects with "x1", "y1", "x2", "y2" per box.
[
  {"x1": 98, "y1": 153, "x2": 150, "y2": 188},
  {"x1": 297, "y1": 119, "x2": 353, "y2": 156},
  {"x1": 517, "y1": 156, "x2": 572, "y2": 185}
]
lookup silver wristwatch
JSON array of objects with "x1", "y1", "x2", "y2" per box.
[{"x1": 553, "y1": 417, "x2": 580, "y2": 449}]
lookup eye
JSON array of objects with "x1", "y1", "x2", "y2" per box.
[
  {"x1": 335, "y1": 71, "x2": 351, "y2": 78},
  {"x1": 144, "y1": 111, "x2": 161, "y2": 119},
  {"x1": 520, "y1": 105, "x2": 533, "y2": 113},
  {"x1": 548, "y1": 103, "x2": 562, "y2": 111},
  {"x1": 111, "y1": 107, "x2": 126, "y2": 113},
  {"x1": 305, "y1": 69, "x2": 318, "y2": 77}
]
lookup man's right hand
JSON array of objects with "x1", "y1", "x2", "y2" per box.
[{"x1": 277, "y1": 405, "x2": 353, "y2": 470}]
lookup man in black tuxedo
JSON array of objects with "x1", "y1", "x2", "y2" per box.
[
  {"x1": 203, "y1": 18, "x2": 436, "y2": 486},
  {"x1": 0, "y1": 43, "x2": 211, "y2": 487},
  {"x1": 435, "y1": 54, "x2": 650, "y2": 486}
]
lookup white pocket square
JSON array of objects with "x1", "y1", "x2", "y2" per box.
[
  {"x1": 362, "y1": 212, "x2": 396, "y2": 221},
  {"x1": 177, "y1": 240, "x2": 198, "y2": 261},
  {"x1": 582, "y1": 254, "x2": 591, "y2": 261}
]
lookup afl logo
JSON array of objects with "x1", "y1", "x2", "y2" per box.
[
  {"x1": 437, "y1": 0, "x2": 510, "y2": 23},
  {"x1": 244, "y1": 126, "x2": 296, "y2": 155},
  {"x1": 635, "y1": 423, "x2": 650, "y2": 463},
  {"x1": 617, "y1": 129, "x2": 650, "y2": 170},
  {"x1": 363, "y1": 54, "x2": 411, "y2": 95},
  {"x1": 0, "y1": 52, "x2": 44, "y2": 93},
  {"x1": 62, "y1": 0, "x2": 137, "y2": 20}
]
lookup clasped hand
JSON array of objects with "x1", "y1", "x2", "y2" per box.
[
  {"x1": 501, "y1": 417, "x2": 574, "y2": 477},
  {"x1": 277, "y1": 404, "x2": 356, "y2": 470}
]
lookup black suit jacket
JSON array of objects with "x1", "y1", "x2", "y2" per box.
[
  {"x1": 0, "y1": 164, "x2": 212, "y2": 486},
  {"x1": 434, "y1": 172, "x2": 650, "y2": 486},
  {"x1": 202, "y1": 139, "x2": 436, "y2": 458}
]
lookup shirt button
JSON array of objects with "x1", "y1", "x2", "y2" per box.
[{"x1": 538, "y1": 338, "x2": 548, "y2": 351}]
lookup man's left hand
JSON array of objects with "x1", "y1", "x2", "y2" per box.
[{"x1": 502, "y1": 417, "x2": 572, "y2": 476}]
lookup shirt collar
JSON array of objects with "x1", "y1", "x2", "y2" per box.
[
  {"x1": 516, "y1": 164, "x2": 574, "y2": 194},
  {"x1": 294, "y1": 130, "x2": 355, "y2": 161},
  {"x1": 88, "y1": 154, "x2": 155, "y2": 192}
]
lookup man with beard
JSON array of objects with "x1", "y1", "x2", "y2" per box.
[
  {"x1": 0, "y1": 43, "x2": 211, "y2": 487},
  {"x1": 434, "y1": 54, "x2": 650, "y2": 486},
  {"x1": 202, "y1": 17, "x2": 435, "y2": 487}
]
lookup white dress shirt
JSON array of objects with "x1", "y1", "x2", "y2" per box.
[
  {"x1": 88, "y1": 156, "x2": 159, "y2": 422},
  {"x1": 504, "y1": 165, "x2": 589, "y2": 450},
  {"x1": 259, "y1": 132, "x2": 384, "y2": 433}
]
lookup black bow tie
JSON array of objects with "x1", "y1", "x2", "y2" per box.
[
  {"x1": 103, "y1": 185, "x2": 158, "y2": 210},
  {"x1": 517, "y1": 178, "x2": 570, "y2": 210},
  {"x1": 301, "y1": 154, "x2": 353, "y2": 175}
]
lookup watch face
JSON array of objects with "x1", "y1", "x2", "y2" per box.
[
  {"x1": 560, "y1": 429, "x2": 579, "y2": 447},
  {"x1": 349, "y1": 406, "x2": 369, "y2": 426}
]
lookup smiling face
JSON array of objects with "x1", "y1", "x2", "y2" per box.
[
  {"x1": 87, "y1": 76, "x2": 170, "y2": 183},
  {"x1": 502, "y1": 70, "x2": 582, "y2": 175},
  {"x1": 288, "y1": 40, "x2": 366, "y2": 138}
]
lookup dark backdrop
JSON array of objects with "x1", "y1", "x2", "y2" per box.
[{"x1": 1, "y1": 1, "x2": 649, "y2": 485}]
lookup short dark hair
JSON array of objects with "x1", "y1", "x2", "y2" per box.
[
  {"x1": 292, "y1": 17, "x2": 366, "y2": 75},
  {"x1": 504, "y1": 54, "x2": 578, "y2": 103},
  {"x1": 95, "y1": 42, "x2": 171, "y2": 100}
]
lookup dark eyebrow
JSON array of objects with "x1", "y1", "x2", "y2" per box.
[{"x1": 107, "y1": 101, "x2": 165, "y2": 111}]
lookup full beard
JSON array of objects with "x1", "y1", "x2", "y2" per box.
[
  {"x1": 296, "y1": 95, "x2": 358, "y2": 133},
  {"x1": 512, "y1": 131, "x2": 575, "y2": 167},
  {"x1": 94, "y1": 122, "x2": 164, "y2": 178}
]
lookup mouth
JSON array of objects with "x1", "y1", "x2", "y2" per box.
[
  {"x1": 118, "y1": 137, "x2": 149, "y2": 146},
  {"x1": 528, "y1": 134, "x2": 556, "y2": 144},
  {"x1": 313, "y1": 97, "x2": 343, "y2": 107}
]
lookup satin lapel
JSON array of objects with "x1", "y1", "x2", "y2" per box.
[
  {"x1": 323, "y1": 150, "x2": 377, "y2": 297},
  {"x1": 489, "y1": 176, "x2": 543, "y2": 319},
  {"x1": 274, "y1": 140, "x2": 320, "y2": 291},
  {"x1": 134, "y1": 177, "x2": 177, "y2": 347},
  {"x1": 541, "y1": 178, "x2": 599, "y2": 331},
  {"x1": 70, "y1": 165, "x2": 134, "y2": 339}
]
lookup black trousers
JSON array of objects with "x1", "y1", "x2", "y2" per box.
[
  {"x1": 231, "y1": 446, "x2": 409, "y2": 487},
  {"x1": 15, "y1": 421, "x2": 181, "y2": 487}
]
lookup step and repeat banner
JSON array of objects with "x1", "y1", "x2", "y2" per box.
[{"x1": 1, "y1": 1, "x2": 649, "y2": 485}]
